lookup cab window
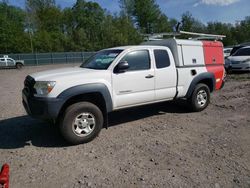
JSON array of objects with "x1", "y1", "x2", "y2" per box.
[
  {"x1": 81, "y1": 49, "x2": 123, "y2": 70},
  {"x1": 154, "y1": 50, "x2": 170, "y2": 69},
  {"x1": 7, "y1": 58, "x2": 14, "y2": 63},
  {"x1": 120, "y1": 50, "x2": 150, "y2": 71}
]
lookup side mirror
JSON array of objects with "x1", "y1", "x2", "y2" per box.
[{"x1": 114, "y1": 61, "x2": 129, "y2": 73}]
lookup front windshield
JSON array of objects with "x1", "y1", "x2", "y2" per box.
[{"x1": 81, "y1": 49, "x2": 123, "y2": 70}]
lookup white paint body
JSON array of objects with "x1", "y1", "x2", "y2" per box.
[
  {"x1": 30, "y1": 41, "x2": 209, "y2": 111},
  {"x1": 0, "y1": 57, "x2": 24, "y2": 67},
  {"x1": 227, "y1": 46, "x2": 250, "y2": 71}
]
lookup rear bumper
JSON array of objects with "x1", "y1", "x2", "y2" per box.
[
  {"x1": 22, "y1": 90, "x2": 64, "y2": 120},
  {"x1": 220, "y1": 80, "x2": 225, "y2": 89}
]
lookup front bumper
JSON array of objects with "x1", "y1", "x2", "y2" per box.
[
  {"x1": 22, "y1": 90, "x2": 64, "y2": 120},
  {"x1": 230, "y1": 62, "x2": 250, "y2": 71}
]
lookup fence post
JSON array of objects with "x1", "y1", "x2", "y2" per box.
[
  {"x1": 81, "y1": 52, "x2": 84, "y2": 62},
  {"x1": 35, "y1": 53, "x2": 38, "y2": 66},
  {"x1": 65, "y1": 53, "x2": 68, "y2": 63},
  {"x1": 51, "y1": 53, "x2": 54, "y2": 64}
]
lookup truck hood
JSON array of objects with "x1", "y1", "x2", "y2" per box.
[{"x1": 30, "y1": 67, "x2": 108, "y2": 81}]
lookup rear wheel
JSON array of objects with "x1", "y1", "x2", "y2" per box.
[
  {"x1": 60, "y1": 102, "x2": 103, "y2": 145},
  {"x1": 188, "y1": 83, "x2": 210, "y2": 112},
  {"x1": 16, "y1": 63, "x2": 23, "y2": 69}
]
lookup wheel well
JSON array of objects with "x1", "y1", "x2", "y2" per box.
[
  {"x1": 198, "y1": 78, "x2": 214, "y2": 92},
  {"x1": 58, "y1": 92, "x2": 107, "y2": 120},
  {"x1": 16, "y1": 63, "x2": 23, "y2": 66}
]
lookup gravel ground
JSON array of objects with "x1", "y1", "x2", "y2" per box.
[{"x1": 0, "y1": 64, "x2": 250, "y2": 188}]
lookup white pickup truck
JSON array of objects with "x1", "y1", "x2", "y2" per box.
[
  {"x1": 0, "y1": 55, "x2": 24, "y2": 69},
  {"x1": 22, "y1": 39, "x2": 225, "y2": 144}
]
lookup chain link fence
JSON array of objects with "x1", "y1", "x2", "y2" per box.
[{"x1": 0, "y1": 52, "x2": 95, "y2": 66}]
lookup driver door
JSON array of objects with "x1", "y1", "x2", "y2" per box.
[
  {"x1": 112, "y1": 50, "x2": 155, "y2": 109},
  {"x1": 7, "y1": 58, "x2": 15, "y2": 66}
]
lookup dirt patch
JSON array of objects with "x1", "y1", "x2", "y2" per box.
[{"x1": 0, "y1": 65, "x2": 250, "y2": 188}]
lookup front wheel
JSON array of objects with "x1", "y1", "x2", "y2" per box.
[
  {"x1": 60, "y1": 102, "x2": 103, "y2": 145},
  {"x1": 188, "y1": 83, "x2": 210, "y2": 112},
  {"x1": 16, "y1": 63, "x2": 23, "y2": 69}
]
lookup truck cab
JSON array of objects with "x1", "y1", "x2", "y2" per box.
[
  {"x1": 110, "y1": 46, "x2": 177, "y2": 109},
  {"x1": 22, "y1": 39, "x2": 225, "y2": 145}
]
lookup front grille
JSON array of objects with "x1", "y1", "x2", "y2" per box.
[
  {"x1": 231, "y1": 61, "x2": 241, "y2": 64},
  {"x1": 24, "y1": 75, "x2": 36, "y2": 96},
  {"x1": 232, "y1": 67, "x2": 242, "y2": 70}
]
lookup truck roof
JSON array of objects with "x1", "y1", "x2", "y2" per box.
[
  {"x1": 107, "y1": 45, "x2": 169, "y2": 50},
  {"x1": 107, "y1": 46, "x2": 134, "y2": 50}
]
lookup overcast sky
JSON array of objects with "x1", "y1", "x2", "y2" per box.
[{"x1": 7, "y1": 0, "x2": 250, "y2": 23}]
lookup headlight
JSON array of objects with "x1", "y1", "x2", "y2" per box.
[
  {"x1": 224, "y1": 59, "x2": 230, "y2": 65},
  {"x1": 242, "y1": 58, "x2": 250, "y2": 63},
  {"x1": 34, "y1": 81, "x2": 56, "y2": 96}
]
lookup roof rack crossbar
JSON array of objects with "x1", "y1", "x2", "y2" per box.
[
  {"x1": 142, "y1": 30, "x2": 226, "y2": 41},
  {"x1": 180, "y1": 31, "x2": 226, "y2": 40}
]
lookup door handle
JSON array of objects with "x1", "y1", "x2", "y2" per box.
[{"x1": 145, "y1": 74, "x2": 154, "y2": 79}]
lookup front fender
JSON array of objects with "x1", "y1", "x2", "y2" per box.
[{"x1": 57, "y1": 83, "x2": 113, "y2": 113}]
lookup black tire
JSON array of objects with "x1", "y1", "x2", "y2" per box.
[
  {"x1": 16, "y1": 63, "x2": 23, "y2": 70},
  {"x1": 227, "y1": 67, "x2": 232, "y2": 74},
  {"x1": 60, "y1": 102, "x2": 103, "y2": 145},
  {"x1": 188, "y1": 83, "x2": 210, "y2": 112}
]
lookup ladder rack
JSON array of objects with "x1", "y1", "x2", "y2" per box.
[
  {"x1": 143, "y1": 30, "x2": 226, "y2": 41},
  {"x1": 180, "y1": 31, "x2": 226, "y2": 40}
]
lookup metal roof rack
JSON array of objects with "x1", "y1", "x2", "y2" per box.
[
  {"x1": 180, "y1": 31, "x2": 226, "y2": 40},
  {"x1": 143, "y1": 21, "x2": 226, "y2": 41},
  {"x1": 143, "y1": 32, "x2": 180, "y2": 41},
  {"x1": 143, "y1": 31, "x2": 226, "y2": 41}
]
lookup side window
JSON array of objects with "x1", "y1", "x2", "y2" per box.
[
  {"x1": 7, "y1": 59, "x2": 14, "y2": 63},
  {"x1": 234, "y1": 48, "x2": 250, "y2": 56},
  {"x1": 154, "y1": 49, "x2": 170, "y2": 69},
  {"x1": 121, "y1": 50, "x2": 150, "y2": 71},
  {"x1": 243, "y1": 48, "x2": 250, "y2": 56}
]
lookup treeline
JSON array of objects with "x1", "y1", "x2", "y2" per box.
[{"x1": 0, "y1": 0, "x2": 249, "y2": 53}]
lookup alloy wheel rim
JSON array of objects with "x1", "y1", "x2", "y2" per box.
[
  {"x1": 197, "y1": 90, "x2": 207, "y2": 107},
  {"x1": 72, "y1": 113, "x2": 96, "y2": 137}
]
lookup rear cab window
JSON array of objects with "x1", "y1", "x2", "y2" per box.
[{"x1": 154, "y1": 49, "x2": 170, "y2": 69}]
